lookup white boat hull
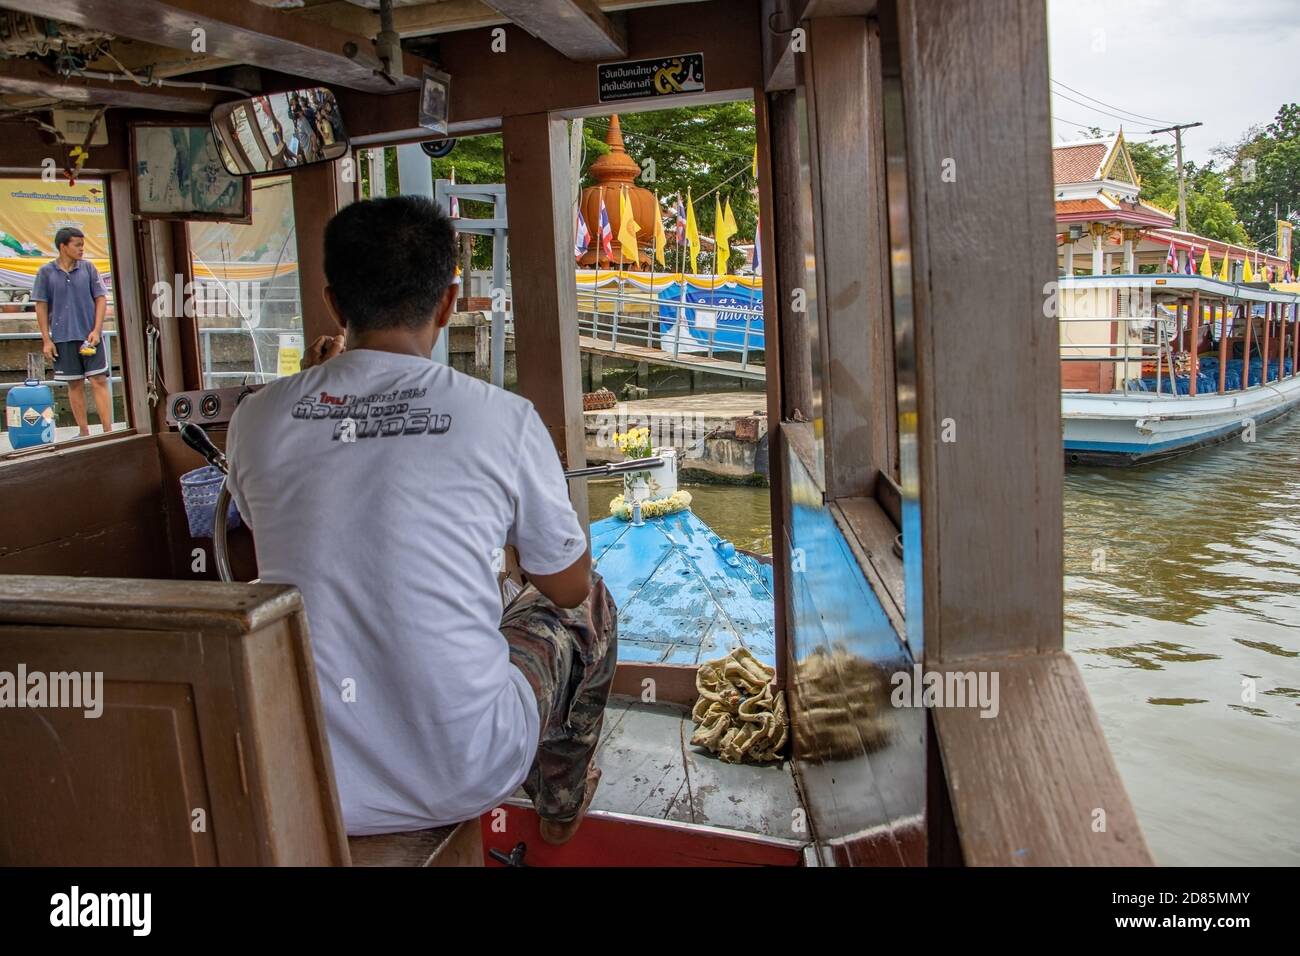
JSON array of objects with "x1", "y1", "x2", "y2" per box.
[{"x1": 1062, "y1": 376, "x2": 1300, "y2": 464}]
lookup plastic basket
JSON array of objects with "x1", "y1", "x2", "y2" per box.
[{"x1": 179, "y1": 465, "x2": 241, "y2": 538}]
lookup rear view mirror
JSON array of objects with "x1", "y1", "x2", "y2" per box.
[{"x1": 210, "y1": 87, "x2": 349, "y2": 175}]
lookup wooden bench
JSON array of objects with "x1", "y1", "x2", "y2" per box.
[{"x1": 0, "y1": 575, "x2": 481, "y2": 867}]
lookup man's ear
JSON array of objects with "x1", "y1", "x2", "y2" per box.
[
  {"x1": 433, "y1": 283, "x2": 457, "y2": 330},
  {"x1": 323, "y1": 286, "x2": 348, "y2": 331}
]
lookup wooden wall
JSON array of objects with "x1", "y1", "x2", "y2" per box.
[{"x1": 0, "y1": 437, "x2": 170, "y2": 577}]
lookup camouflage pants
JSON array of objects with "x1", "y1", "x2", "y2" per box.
[{"x1": 502, "y1": 574, "x2": 618, "y2": 822}]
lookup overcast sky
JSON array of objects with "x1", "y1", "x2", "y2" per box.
[{"x1": 1047, "y1": 0, "x2": 1299, "y2": 164}]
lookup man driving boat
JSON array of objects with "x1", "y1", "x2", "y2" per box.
[{"x1": 225, "y1": 195, "x2": 615, "y2": 844}]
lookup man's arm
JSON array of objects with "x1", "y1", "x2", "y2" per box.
[
  {"x1": 88, "y1": 295, "x2": 106, "y2": 345},
  {"x1": 510, "y1": 408, "x2": 592, "y2": 610},
  {"x1": 35, "y1": 301, "x2": 56, "y2": 361},
  {"x1": 528, "y1": 550, "x2": 592, "y2": 610}
]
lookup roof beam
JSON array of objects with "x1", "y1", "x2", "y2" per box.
[
  {"x1": 0, "y1": 59, "x2": 221, "y2": 113},
  {"x1": 16, "y1": 0, "x2": 425, "y2": 93},
  {"x1": 479, "y1": 0, "x2": 627, "y2": 61},
  {"x1": 298, "y1": 0, "x2": 703, "y2": 40}
]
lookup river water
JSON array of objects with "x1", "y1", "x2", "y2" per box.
[{"x1": 589, "y1": 414, "x2": 1300, "y2": 865}]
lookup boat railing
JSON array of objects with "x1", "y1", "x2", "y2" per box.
[
  {"x1": 1057, "y1": 310, "x2": 1299, "y2": 397},
  {"x1": 576, "y1": 281, "x2": 765, "y2": 372}
]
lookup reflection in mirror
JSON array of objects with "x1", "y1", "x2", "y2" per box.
[{"x1": 210, "y1": 87, "x2": 349, "y2": 175}]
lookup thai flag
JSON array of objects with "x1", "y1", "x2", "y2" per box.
[
  {"x1": 753, "y1": 215, "x2": 761, "y2": 274},
  {"x1": 574, "y1": 209, "x2": 591, "y2": 259},
  {"x1": 675, "y1": 196, "x2": 687, "y2": 244},
  {"x1": 1166, "y1": 242, "x2": 1176, "y2": 271},
  {"x1": 598, "y1": 192, "x2": 613, "y2": 261},
  {"x1": 1184, "y1": 247, "x2": 1195, "y2": 275}
]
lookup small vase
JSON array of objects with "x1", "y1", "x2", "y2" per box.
[{"x1": 623, "y1": 472, "x2": 651, "y2": 503}]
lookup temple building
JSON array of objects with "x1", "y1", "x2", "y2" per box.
[
  {"x1": 1053, "y1": 131, "x2": 1288, "y2": 279},
  {"x1": 578, "y1": 114, "x2": 659, "y2": 270}
]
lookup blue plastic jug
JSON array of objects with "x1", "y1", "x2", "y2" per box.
[{"x1": 5, "y1": 354, "x2": 55, "y2": 449}]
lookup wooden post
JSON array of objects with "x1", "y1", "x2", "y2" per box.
[
  {"x1": 1189, "y1": 290, "x2": 1200, "y2": 394},
  {"x1": 1262, "y1": 302, "x2": 1271, "y2": 383},
  {"x1": 501, "y1": 111, "x2": 589, "y2": 531},
  {"x1": 890, "y1": 0, "x2": 1149, "y2": 865},
  {"x1": 1279, "y1": 303, "x2": 1288, "y2": 381},
  {"x1": 105, "y1": 173, "x2": 153, "y2": 433},
  {"x1": 1217, "y1": 302, "x2": 1228, "y2": 393},
  {"x1": 769, "y1": 91, "x2": 814, "y2": 421},
  {"x1": 1293, "y1": 302, "x2": 1299, "y2": 376},
  {"x1": 1242, "y1": 303, "x2": 1252, "y2": 389},
  {"x1": 804, "y1": 15, "x2": 894, "y2": 496},
  {"x1": 293, "y1": 160, "x2": 349, "y2": 344}
]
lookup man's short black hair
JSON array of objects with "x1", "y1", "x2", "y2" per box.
[
  {"x1": 323, "y1": 196, "x2": 457, "y2": 332},
  {"x1": 54, "y1": 227, "x2": 84, "y2": 250}
]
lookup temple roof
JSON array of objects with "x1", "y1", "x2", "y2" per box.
[{"x1": 1053, "y1": 139, "x2": 1112, "y2": 184}]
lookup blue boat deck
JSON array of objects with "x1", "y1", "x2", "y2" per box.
[{"x1": 591, "y1": 509, "x2": 776, "y2": 667}]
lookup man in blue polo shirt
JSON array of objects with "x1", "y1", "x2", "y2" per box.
[{"x1": 33, "y1": 227, "x2": 113, "y2": 436}]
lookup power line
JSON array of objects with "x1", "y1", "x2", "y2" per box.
[
  {"x1": 1049, "y1": 79, "x2": 1177, "y2": 126},
  {"x1": 1050, "y1": 90, "x2": 1162, "y2": 132}
]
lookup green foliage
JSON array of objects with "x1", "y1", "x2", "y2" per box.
[
  {"x1": 1218, "y1": 103, "x2": 1300, "y2": 263},
  {"x1": 1125, "y1": 136, "x2": 1250, "y2": 246}
]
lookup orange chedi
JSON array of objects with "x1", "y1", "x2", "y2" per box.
[{"x1": 578, "y1": 114, "x2": 660, "y2": 270}]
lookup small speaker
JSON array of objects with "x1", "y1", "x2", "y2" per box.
[{"x1": 166, "y1": 385, "x2": 262, "y2": 428}]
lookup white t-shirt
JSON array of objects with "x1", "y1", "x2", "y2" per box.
[{"x1": 225, "y1": 348, "x2": 588, "y2": 835}]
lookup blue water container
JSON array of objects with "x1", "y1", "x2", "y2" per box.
[{"x1": 5, "y1": 355, "x2": 55, "y2": 449}]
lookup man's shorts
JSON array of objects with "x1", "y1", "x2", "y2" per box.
[{"x1": 52, "y1": 339, "x2": 108, "y2": 381}]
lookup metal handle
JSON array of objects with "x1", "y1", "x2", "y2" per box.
[{"x1": 563, "y1": 456, "x2": 664, "y2": 480}]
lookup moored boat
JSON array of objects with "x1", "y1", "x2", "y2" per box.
[{"x1": 1058, "y1": 274, "x2": 1300, "y2": 464}]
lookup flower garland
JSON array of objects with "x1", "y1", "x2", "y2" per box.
[{"x1": 609, "y1": 489, "x2": 692, "y2": 521}]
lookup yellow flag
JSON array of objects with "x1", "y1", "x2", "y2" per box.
[
  {"x1": 1217, "y1": 252, "x2": 1230, "y2": 282},
  {"x1": 752, "y1": 143, "x2": 758, "y2": 180},
  {"x1": 617, "y1": 188, "x2": 639, "y2": 265},
  {"x1": 717, "y1": 192, "x2": 728, "y2": 270},
  {"x1": 1198, "y1": 247, "x2": 1212, "y2": 277},
  {"x1": 724, "y1": 197, "x2": 738, "y2": 236},
  {"x1": 1242, "y1": 257, "x2": 1255, "y2": 283},
  {"x1": 653, "y1": 192, "x2": 666, "y2": 267},
  {"x1": 684, "y1": 188, "x2": 700, "y2": 274}
]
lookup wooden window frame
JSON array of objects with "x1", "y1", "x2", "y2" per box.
[
  {"x1": 0, "y1": 172, "x2": 148, "y2": 467},
  {"x1": 785, "y1": 15, "x2": 906, "y2": 630}
]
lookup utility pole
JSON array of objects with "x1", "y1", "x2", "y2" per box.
[{"x1": 1150, "y1": 121, "x2": 1203, "y2": 234}]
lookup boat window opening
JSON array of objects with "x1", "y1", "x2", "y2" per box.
[
  {"x1": 566, "y1": 100, "x2": 780, "y2": 670},
  {"x1": 1, "y1": 174, "x2": 135, "y2": 461},
  {"x1": 187, "y1": 176, "x2": 303, "y2": 389}
]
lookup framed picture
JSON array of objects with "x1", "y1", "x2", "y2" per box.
[
  {"x1": 129, "y1": 122, "x2": 251, "y2": 222},
  {"x1": 418, "y1": 67, "x2": 451, "y2": 135}
]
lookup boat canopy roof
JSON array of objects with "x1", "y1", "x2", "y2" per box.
[{"x1": 1058, "y1": 274, "x2": 1300, "y2": 305}]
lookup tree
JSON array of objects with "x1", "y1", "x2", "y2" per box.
[
  {"x1": 1218, "y1": 103, "x2": 1300, "y2": 260},
  {"x1": 1126, "y1": 137, "x2": 1249, "y2": 245}
]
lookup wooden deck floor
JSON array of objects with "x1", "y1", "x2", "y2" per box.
[
  {"x1": 587, "y1": 697, "x2": 803, "y2": 840},
  {"x1": 578, "y1": 335, "x2": 766, "y2": 381}
]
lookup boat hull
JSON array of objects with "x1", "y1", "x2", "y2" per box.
[{"x1": 1062, "y1": 376, "x2": 1300, "y2": 465}]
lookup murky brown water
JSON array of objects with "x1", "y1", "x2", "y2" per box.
[{"x1": 589, "y1": 417, "x2": 1300, "y2": 864}]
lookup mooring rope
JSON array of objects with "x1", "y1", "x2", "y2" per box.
[{"x1": 690, "y1": 647, "x2": 788, "y2": 764}]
